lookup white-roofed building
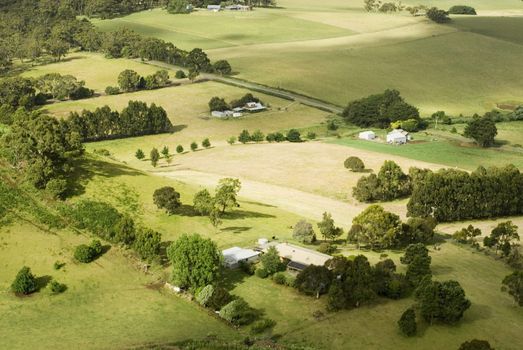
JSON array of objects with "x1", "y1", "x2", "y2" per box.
[
  {"x1": 261, "y1": 242, "x2": 331, "y2": 271},
  {"x1": 222, "y1": 247, "x2": 260, "y2": 269},
  {"x1": 387, "y1": 129, "x2": 411, "y2": 144},
  {"x1": 358, "y1": 130, "x2": 376, "y2": 140}
]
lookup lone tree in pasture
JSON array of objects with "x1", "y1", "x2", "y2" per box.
[
  {"x1": 167, "y1": 233, "x2": 222, "y2": 290},
  {"x1": 293, "y1": 220, "x2": 316, "y2": 244},
  {"x1": 317, "y1": 212, "x2": 343, "y2": 241},
  {"x1": 190, "y1": 142, "x2": 198, "y2": 151},
  {"x1": 161, "y1": 146, "x2": 170, "y2": 158},
  {"x1": 213, "y1": 60, "x2": 232, "y2": 75},
  {"x1": 11, "y1": 266, "x2": 37, "y2": 295},
  {"x1": 502, "y1": 270, "x2": 523, "y2": 306},
  {"x1": 458, "y1": 340, "x2": 494, "y2": 350},
  {"x1": 464, "y1": 115, "x2": 497, "y2": 147},
  {"x1": 351, "y1": 205, "x2": 402, "y2": 249},
  {"x1": 398, "y1": 307, "x2": 417, "y2": 337},
  {"x1": 202, "y1": 138, "x2": 211, "y2": 148},
  {"x1": 193, "y1": 189, "x2": 214, "y2": 216},
  {"x1": 176, "y1": 145, "x2": 184, "y2": 154},
  {"x1": 214, "y1": 178, "x2": 241, "y2": 214},
  {"x1": 153, "y1": 186, "x2": 181, "y2": 214},
  {"x1": 135, "y1": 149, "x2": 145, "y2": 160},
  {"x1": 344, "y1": 156, "x2": 365, "y2": 172},
  {"x1": 150, "y1": 148, "x2": 160, "y2": 167},
  {"x1": 415, "y1": 278, "x2": 471, "y2": 324},
  {"x1": 74, "y1": 240, "x2": 103, "y2": 263}
]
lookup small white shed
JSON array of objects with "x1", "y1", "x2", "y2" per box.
[
  {"x1": 359, "y1": 131, "x2": 376, "y2": 140},
  {"x1": 387, "y1": 129, "x2": 410, "y2": 144},
  {"x1": 222, "y1": 247, "x2": 260, "y2": 269}
]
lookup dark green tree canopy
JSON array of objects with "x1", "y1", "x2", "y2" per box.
[
  {"x1": 464, "y1": 115, "x2": 497, "y2": 147},
  {"x1": 167, "y1": 233, "x2": 222, "y2": 290},
  {"x1": 11, "y1": 266, "x2": 37, "y2": 295}
]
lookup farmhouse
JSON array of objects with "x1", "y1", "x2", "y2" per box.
[
  {"x1": 225, "y1": 5, "x2": 251, "y2": 11},
  {"x1": 359, "y1": 130, "x2": 376, "y2": 140},
  {"x1": 387, "y1": 129, "x2": 410, "y2": 144},
  {"x1": 261, "y1": 242, "x2": 331, "y2": 271},
  {"x1": 207, "y1": 5, "x2": 221, "y2": 11},
  {"x1": 222, "y1": 246, "x2": 260, "y2": 269}
]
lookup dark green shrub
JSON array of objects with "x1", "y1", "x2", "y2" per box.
[
  {"x1": 74, "y1": 240, "x2": 103, "y2": 263},
  {"x1": 272, "y1": 272, "x2": 287, "y2": 285},
  {"x1": 448, "y1": 5, "x2": 476, "y2": 15},
  {"x1": 219, "y1": 298, "x2": 257, "y2": 325},
  {"x1": 11, "y1": 266, "x2": 37, "y2": 295},
  {"x1": 208, "y1": 286, "x2": 233, "y2": 310},
  {"x1": 175, "y1": 70, "x2": 186, "y2": 79},
  {"x1": 398, "y1": 307, "x2": 417, "y2": 336},
  {"x1": 239, "y1": 261, "x2": 256, "y2": 275},
  {"x1": 105, "y1": 86, "x2": 120, "y2": 95},
  {"x1": 49, "y1": 280, "x2": 67, "y2": 294},
  {"x1": 250, "y1": 318, "x2": 276, "y2": 334},
  {"x1": 255, "y1": 267, "x2": 269, "y2": 279},
  {"x1": 286, "y1": 129, "x2": 301, "y2": 142}
]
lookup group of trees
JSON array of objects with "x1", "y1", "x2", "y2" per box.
[
  {"x1": 407, "y1": 165, "x2": 523, "y2": 221},
  {"x1": 0, "y1": 1, "x2": 231, "y2": 77},
  {"x1": 11, "y1": 266, "x2": 66, "y2": 296},
  {"x1": 111, "y1": 69, "x2": 170, "y2": 93},
  {"x1": 192, "y1": 178, "x2": 242, "y2": 227},
  {"x1": 363, "y1": 0, "x2": 405, "y2": 13},
  {"x1": 63, "y1": 199, "x2": 162, "y2": 262},
  {"x1": 353, "y1": 160, "x2": 411, "y2": 202},
  {"x1": 36, "y1": 73, "x2": 94, "y2": 101},
  {"x1": 74, "y1": 239, "x2": 104, "y2": 263},
  {"x1": 1, "y1": 110, "x2": 83, "y2": 197},
  {"x1": 342, "y1": 89, "x2": 421, "y2": 128},
  {"x1": 426, "y1": 7, "x2": 450, "y2": 23},
  {"x1": 349, "y1": 205, "x2": 436, "y2": 249},
  {"x1": 483, "y1": 221, "x2": 520, "y2": 257},
  {"x1": 67, "y1": 101, "x2": 172, "y2": 142},
  {"x1": 235, "y1": 129, "x2": 302, "y2": 144},
  {"x1": 208, "y1": 93, "x2": 261, "y2": 112}
]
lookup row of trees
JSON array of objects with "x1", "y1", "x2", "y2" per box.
[
  {"x1": 136, "y1": 139, "x2": 212, "y2": 166},
  {"x1": 235, "y1": 129, "x2": 303, "y2": 144},
  {"x1": 67, "y1": 101, "x2": 172, "y2": 142},
  {"x1": 342, "y1": 89, "x2": 421, "y2": 128},
  {"x1": 408, "y1": 165, "x2": 523, "y2": 222},
  {"x1": 62, "y1": 199, "x2": 162, "y2": 262},
  {"x1": 111, "y1": 69, "x2": 171, "y2": 93}
]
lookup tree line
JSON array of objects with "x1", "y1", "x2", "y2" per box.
[
  {"x1": 408, "y1": 165, "x2": 523, "y2": 222},
  {"x1": 67, "y1": 101, "x2": 172, "y2": 142},
  {"x1": 0, "y1": 1, "x2": 231, "y2": 76}
]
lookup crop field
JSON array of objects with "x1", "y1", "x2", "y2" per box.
[
  {"x1": 91, "y1": 1, "x2": 523, "y2": 115},
  {"x1": 231, "y1": 243, "x2": 522, "y2": 350}
]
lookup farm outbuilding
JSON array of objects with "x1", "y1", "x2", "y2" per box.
[
  {"x1": 358, "y1": 131, "x2": 376, "y2": 140},
  {"x1": 222, "y1": 247, "x2": 260, "y2": 269},
  {"x1": 260, "y1": 242, "x2": 331, "y2": 272},
  {"x1": 387, "y1": 129, "x2": 410, "y2": 144}
]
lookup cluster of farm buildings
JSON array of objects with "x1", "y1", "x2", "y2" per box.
[
  {"x1": 359, "y1": 129, "x2": 412, "y2": 144},
  {"x1": 211, "y1": 101, "x2": 267, "y2": 118},
  {"x1": 222, "y1": 239, "x2": 331, "y2": 272}
]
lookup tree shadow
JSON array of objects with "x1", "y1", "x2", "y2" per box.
[
  {"x1": 431, "y1": 264, "x2": 454, "y2": 276},
  {"x1": 241, "y1": 200, "x2": 276, "y2": 208},
  {"x1": 220, "y1": 269, "x2": 249, "y2": 290},
  {"x1": 35, "y1": 275, "x2": 52, "y2": 291},
  {"x1": 220, "y1": 226, "x2": 252, "y2": 234},
  {"x1": 176, "y1": 204, "x2": 200, "y2": 217},
  {"x1": 92, "y1": 245, "x2": 111, "y2": 262},
  {"x1": 66, "y1": 157, "x2": 144, "y2": 198},
  {"x1": 223, "y1": 210, "x2": 276, "y2": 220},
  {"x1": 172, "y1": 124, "x2": 188, "y2": 133}
]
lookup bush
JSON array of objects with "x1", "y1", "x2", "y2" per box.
[
  {"x1": 426, "y1": 7, "x2": 450, "y2": 23},
  {"x1": 11, "y1": 266, "x2": 37, "y2": 295},
  {"x1": 105, "y1": 86, "x2": 120, "y2": 95},
  {"x1": 219, "y1": 298, "x2": 257, "y2": 325},
  {"x1": 239, "y1": 261, "x2": 256, "y2": 275},
  {"x1": 318, "y1": 242, "x2": 336, "y2": 254},
  {"x1": 133, "y1": 228, "x2": 162, "y2": 262},
  {"x1": 448, "y1": 5, "x2": 476, "y2": 15},
  {"x1": 213, "y1": 60, "x2": 232, "y2": 75},
  {"x1": 202, "y1": 138, "x2": 211, "y2": 148},
  {"x1": 46, "y1": 178, "x2": 68, "y2": 199},
  {"x1": 286, "y1": 129, "x2": 301, "y2": 142},
  {"x1": 306, "y1": 131, "x2": 316, "y2": 140},
  {"x1": 53, "y1": 261, "x2": 65, "y2": 270},
  {"x1": 175, "y1": 70, "x2": 186, "y2": 79},
  {"x1": 208, "y1": 97, "x2": 229, "y2": 112},
  {"x1": 250, "y1": 318, "x2": 276, "y2": 334},
  {"x1": 398, "y1": 307, "x2": 417, "y2": 336},
  {"x1": 49, "y1": 280, "x2": 67, "y2": 294},
  {"x1": 272, "y1": 272, "x2": 287, "y2": 285},
  {"x1": 191, "y1": 142, "x2": 198, "y2": 151},
  {"x1": 344, "y1": 156, "x2": 365, "y2": 172},
  {"x1": 196, "y1": 284, "x2": 215, "y2": 306},
  {"x1": 74, "y1": 240, "x2": 103, "y2": 263},
  {"x1": 69, "y1": 86, "x2": 94, "y2": 100},
  {"x1": 255, "y1": 267, "x2": 269, "y2": 279},
  {"x1": 176, "y1": 145, "x2": 184, "y2": 153},
  {"x1": 458, "y1": 340, "x2": 494, "y2": 350}
]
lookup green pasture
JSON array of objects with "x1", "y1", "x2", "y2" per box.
[{"x1": 330, "y1": 133, "x2": 523, "y2": 170}]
